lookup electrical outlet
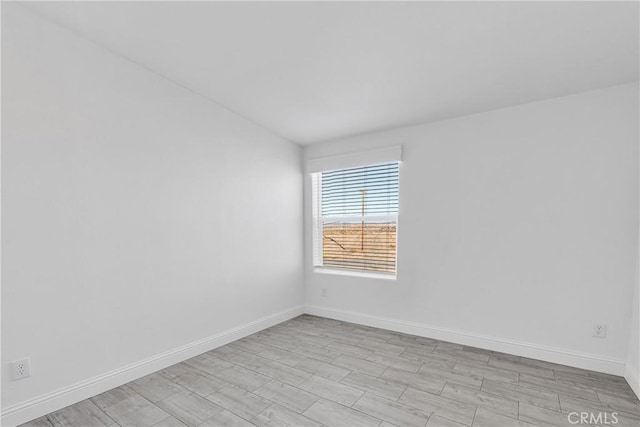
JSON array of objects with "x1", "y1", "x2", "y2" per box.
[
  {"x1": 593, "y1": 324, "x2": 607, "y2": 338},
  {"x1": 11, "y1": 358, "x2": 31, "y2": 380},
  {"x1": 322, "y1": 288, "x2": 328, "y2": 297}
]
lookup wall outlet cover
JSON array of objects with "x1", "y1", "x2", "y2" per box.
[
  {"x1": 593, "y1": 324, "x2": 607, "y2": 338},
  {"x1": 11, "y1": 358, "x2": 31, "y2": 380}
]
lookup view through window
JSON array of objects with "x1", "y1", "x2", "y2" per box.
[{"x1": 313, "y1": 162, "x2": 399, "y2": 274}]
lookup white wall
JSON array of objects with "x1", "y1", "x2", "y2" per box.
[
  {"x1": 305, "y1": 83, "x2": 639, "y2": 374},
  {"x1": 2, "y1": 3, "x2": 303, "y2": 419}
]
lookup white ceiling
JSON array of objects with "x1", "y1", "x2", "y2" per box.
[{"x1": 25, "y1": 1, "x2": 639, "y2": 145}]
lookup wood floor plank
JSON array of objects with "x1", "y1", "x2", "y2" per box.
[
  {"x1": 152, "y1": 416, "x2": 188, "y2": 427},
  {"x1": 382, "y1": 367, "x2": 447, "y2": 395},
  {"x1": 18, "y1": 417, "x2": 53, "y2": 427},
  {"x1": 555, "y1": 371, "x2": 636, "y2": 398},
  {"x1": 387, "y1": 338, "x2": 438, "y2": 355},
  {"x1": 199, "y1": 409, "x2": 255, "y2": 426},
  {"x1": 517, "y1": 373, "x2": 599, "y2": 403},
  {"x1": 440, "y1": 383, "x2": 519, "y2": 418},
  {"x1": 90, "y1": 385, "x2": 138, "y2": 410},
  {"x1": 254, "y1": 380, "x2": 319, "y2": 413},
  {"x1": 433, "y1": 348, "x2": 490, "y2": 364},
  {"x1": 341, "y1": 371, "x2": 408, "y2": 401},
  {"x1": 228, "y1": 338, "x2": 274, "y2": 355},
  {"x1": 518, "y1": 357, "x2": 588, "y2": 376},
  {"x1": 398, "y1": 387, "x2": 477, "y2": 426},
  {"x1": 159, "y1": 363, "x2": 228, "y2": 396},
  {"x1": 212, "y1": 366, "x2": 271, "y2": 392},
  {"x1": 48, "y1": 400, "x2": 118, "y2": 427},
  {"x1": 128, "y1": 373, "x2": 185, "y2": 403},
  {"x1": 452, "y1": 361, "x2": 519, "y2": 385},
  {"x1": 368, "y1": 352, "x2": 423, "y2": 372},
  {"x1": 255, "y1": 360, "x2": 313, "y2": 387},
  {"x1": 353, "y1": 393, "x2": 431, "y2": 427},
  {"x1": 333, "y1": 355, "x2": 387, "y2": 376},
  {"x1": 472, "y1": 407, "x2": 535, "y2": 427},
  {"x1": 184, "y1": 353, "x2": 233, "y2": 375},
  {"x1": 210, "y1": 346, "x2": 269, "y2": 371},
  {"x1": 303, "y1": 398, "x2": 382, "y2": 427},
  {"x1": 155, "y1": 391, "x2": 223, "y2": 427},
  {"x1": 517, "y1": 402, "x2": 570, "y2": 427},
  {"x1": 487, "y1": 357, "x2": 554, "y2": 379},
  {"x1": 252, "y1": 404, "x2": 323, "y2": 427},
  {"x1": 258, "y1": 347, "x2": 307, "y2": 367},
  {"x1": 295, "y1": 357, "x2": 351, "y2": 381},
  {"x1": 205, "y1": 385, "x2": 272, "y2": 421},
  {"x1": 103, "y1": 394, "x2": 171, "y2": 427},
  {"x1": 417, "y1": 365, "x2": 483, "y2": 389},
  {"x1": 328, "y1": 342, "x2": 375, "y2": 359},
  {"x1": 323, "y1": 330, "x2": 366, "y2": 346},
  {"x1": 596, "y1": 390, "x2": 640, "y2": 418},
  {"x1": 481, "y1": 380, "x2": 560, "y2": 411},
  {"x1": 299, "y1": 375, "x2": 365, "y2": 406},
  {"x1": 426, "y1": 415, "x2": 469, "y2": 427},
  {"x1": 358, "y1": 339, "x2": 407, "y2": 356},
  {"x1": 254, "y1": 332, "x2": 299, "y2": 351},
  {"x1": 461, "y1": 347, "x2": 520, "y2": 362},
  {"x1": 400, "y1": 351, "x2": 458, "y2": 370},
  {"x1": 291, "y1": 343, "x2": 342, "y2": 363}
]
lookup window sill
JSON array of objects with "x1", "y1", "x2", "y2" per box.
[{"x1": 313, "y1": 267, "x2": 397, "y2": 281}]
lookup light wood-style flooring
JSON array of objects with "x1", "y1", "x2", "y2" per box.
[{"x1": 20, "y1": 315, "x2": 640, "y2": 427}]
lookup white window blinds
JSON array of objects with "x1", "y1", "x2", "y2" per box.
[{"x1": 312, "y1": 162, "x2": 399, "y2": 274}]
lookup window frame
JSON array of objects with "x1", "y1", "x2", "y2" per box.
[{"x1": 311, "y1": 161, "x2": 400, "y2": 279}]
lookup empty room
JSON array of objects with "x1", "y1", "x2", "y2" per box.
[{"x1": 2, "y1": 1, "x2": 639, "y2": 427}]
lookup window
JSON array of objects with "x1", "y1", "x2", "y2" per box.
[{"x1": 311, "y1": 161, "x2": 400, "y2": 276}]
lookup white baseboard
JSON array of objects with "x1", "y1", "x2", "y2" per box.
[
  {"x1": 624, "y1": 362, "x2": 640, "y2": 399},
  {"x1": 305, "y1": 305, "x2": 626, "y2": 376},
  {"x1": 1, "y1": 305, "x2": 305, "y2": 427}
]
